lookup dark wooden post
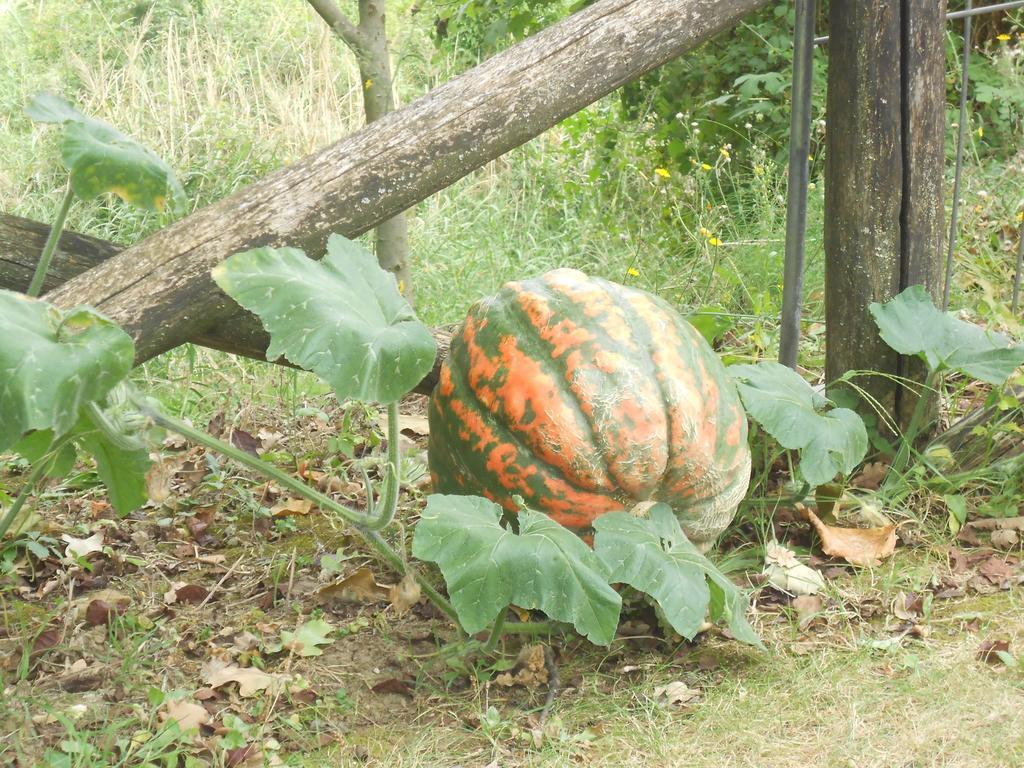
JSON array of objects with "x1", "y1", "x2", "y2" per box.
[{"x1": 824, "y1": 0, "x2": 946, "y2": 429}]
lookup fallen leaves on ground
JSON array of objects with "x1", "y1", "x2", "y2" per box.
[
  {"x1": 791, "y1": 594, "x2": 824, "y2": 630},
  {"x1": 316, "y1": 566, "x2": 390, "y2": 605},
  {"x1": 977, "y1": 638, "x2": 1013, "y2": 666},
  {"x1": 850, "y1": 461, "x2": 889, "y2": 490},
  {"x1": 763, "y1": 541, "x2": 825, "y2": 596},
  {"x1": 162, "y1": 699, "x2": 211, "y2": 733},
  {"x1": 164, "y1": 583, "x2": 210, "y2": 605},
  {"x1": 652, "y1": 681, "x2": 700, "y2": 707},
  {"x1": 202, "y1": 659, "x2": 286, "y2": 697},
  {"x1": 494, "y1": 644, "x2": 548, "y2": 688},
  {"x1": 269, "y1": 498, "x2": 314, "y2": 518},
  {"x1": 802, "y1": 505, "x2": 897, "y2": 566},
  {"x1": 388, "y1": 573, "x2": 421, "y2": 615},
  {"x1": 61, "y1": 532, "x2": 104, "y2": 559}
]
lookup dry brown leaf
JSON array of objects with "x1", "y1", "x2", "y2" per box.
[
  {"x1": 991, "y1": 529, "x2": 1020, "y2": 549},
  {"x1": 257, "y1": 429, "x2": 285, "y2": 450},
  {"x1": 270, "y1": 498, "x2": 315, "y2": 518},
  {"x1": 84, "y1": 598, "x2": 129, "y2": 626},
  {"x1": 802, "y1": 506, "x2": 897, "y2": 566},
  {"x1": 978, "y1": 556, "x2": 1015, "y2": 586},
  {"x1": 652, "y1": 680, "x2": 700, "y2": 707},
  {"x1": 389, "y1": 573, "x2": 422, "y2": 615},
  {"x1": 977, "y1": 638, "x2": 1012, "y2": 665},
  {"x1": 851, "y1": 461, "x2": 889, "y2": 490},
  {"x1": 494, "y1": 644, "x2": 548, "y2": 689},
  {"x1": 61, "y1": 532, "x2": 104, "y2": 559},
  {"x1": 201, "y1": 659, "x2": 284, "y2": 697},
  {"x1": 891, "y1": 592, "x2": 923, "y2": 622},
  {"x1": 399, "y1": 414, "x2": 430, "y2": 437},
  {"x1": 145, "y1": 456, "x2": 184, "y2": 504},
  {"x1": 371, "y1": 677, "x2": 415, "y2": 697},
  {"x1": 162, "y1": 699, "x2": 210, "y2": 733},
  {"x1": 792, "y1": 594, "x2": 824, "y2": 630},
  {"x1": 378, "y1": 413, "x2": 430, "y2": 437},
  {"x1": 316, "y1": 567, "x2": 389, "y2": 604},
  {"x1": 963, "y1": 517, "x2": 1024, "y2": 532}
]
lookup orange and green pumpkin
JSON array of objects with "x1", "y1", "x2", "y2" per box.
[{"x1": 427, "y1": 268, "x2": 751, "y2": 549}]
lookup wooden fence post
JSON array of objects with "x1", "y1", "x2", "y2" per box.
[{"x1": 824, "y1": 0, "x2": 946, "y2": 430}]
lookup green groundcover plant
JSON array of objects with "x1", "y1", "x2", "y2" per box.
[{"x1": 5, "y1": 92, "x2": 1023, "y2": 656}]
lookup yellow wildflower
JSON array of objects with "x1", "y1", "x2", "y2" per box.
[
  {"x1": 708, "y1": 237, "x2": 722, "y2": 247},
  {"x1": 627, "y1": 266, "x2": 640, "y2": 277},
  {"x1": 997, "y1": 34, "x2": 1011, "y2": 41},
  {"x1": 698, "y1": 226, "x2": 711, "y2": 237},
  {"x1": 654, "y1": 167, "x2": 671, "y2": 178},
  {"x1": 701, "y1": 163, "x2": 712, "y2": 171},
  {"x1": 364, "y1": 79, "x2": 373, "y2": 89},
  {"x1": 977, "y1": 126, "x2": 984, "y2": 138},
  {"x1": 720, "y1": 147, "x2": 731, "y2": 159},
  {"x1": 1016, "y1": 211, "x2": 1024, "y2": 222},
  {"x1": 754, "y1": 165, "x2": 765, "y2": 176}
]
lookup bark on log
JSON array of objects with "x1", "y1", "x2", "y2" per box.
[
  {"x1": 42, "y1": 0, "x2": 770, "y2": 365},
  {"x1": 0, "y1": 212, "x2": 450, "y2": 395},
  {"x1": 0, "y1": 214, "x2": 121, "y2": 295}
]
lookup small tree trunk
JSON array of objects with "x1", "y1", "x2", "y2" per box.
[
  {"x1": 356, "y1": 0, "x2": 412, "y2": 300},
  {"x1": 308, "y1": 0, "x2": 412, "y2": 298}
]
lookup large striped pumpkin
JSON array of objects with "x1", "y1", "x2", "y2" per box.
[{"x1": 427, "y1": 268, "x2": 751, "y2": 549}]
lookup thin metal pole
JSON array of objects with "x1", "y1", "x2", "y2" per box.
[
  {"x1": 944, "y1": 0, "x2": 973, "y2": 310},
  {"x1": 1013, "y1": 214, "x2": 1024, "y2": 313},
  {"x1": 813, "y1": 0, "x2": 1024, "y2": 45},
  {"x1": 779, "y1": 0, "x2": 817, "y2": 369}
]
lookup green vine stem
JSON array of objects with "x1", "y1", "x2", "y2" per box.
[
  {"x1": 27, "y1": 184, "x2": 75, "y2": 297},
  {"x1": 482, "y1": 609, "x2": 507, "y2": 654},
  {"x1": 889, "y1": 369, "x2": 940, "y2": 479},
  {"x1": 0, "y1": 434, "x2": 75, "y2": 540},
  {"x1": 363, "y1": 400, "x2": 400, "y2": 531},
  {"x1": 131, "y1": 393, "x2": 459, "y2": 624}
]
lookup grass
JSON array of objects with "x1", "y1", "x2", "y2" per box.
[{"x1": 1, "y1": 0, "x2": 1024, "y2": 766}]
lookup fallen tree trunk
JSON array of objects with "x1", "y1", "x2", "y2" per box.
[
  {"x1": 0, "y1": 214, "x2": 120, "y2": 295},
  {"x1": 42, "y1": 0, "x2": 770, "y2": 364},
  {"x1": 0, "y1": 212, "x2": 450, "y2": 395}
]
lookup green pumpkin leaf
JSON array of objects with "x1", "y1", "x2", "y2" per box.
[
  {"x1": 412, "y1": 495, "x2": 621, "y2": 645},
  {"x1": 870, "y1": 285, "x2": 1024, "y2": 385},
  {"x1": 685, "y1": 306, "x2": 735, "y2": 344},
  {"x1": 0, "y1": 291, "x2": 135, "y2": 452},
  {"x1": 593, "y1": 504, "x2": 762, "y2": 648},
  {"x1": 213, "y1": 235, "x2": 436, "y2": 404},
  {"x1": 74, "y1": 411, "x2": 150, "y2": 516},
  {"x1": 12, "y1": 431, "x2": 77, "y2": 479},
  {"x1": 729, "y1": 362, "x2": 868, "y2": 486},
  {"x1": 25, "y1": 92, "x2": 185, "y2": 213}
]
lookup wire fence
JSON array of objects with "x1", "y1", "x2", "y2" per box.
[{"x1": 780, "y1": 0, "x2": 1024, "y2": 367}]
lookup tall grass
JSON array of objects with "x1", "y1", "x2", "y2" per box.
[{"x1": 1, "y1": 0, "x2": 815, "y2": 333}]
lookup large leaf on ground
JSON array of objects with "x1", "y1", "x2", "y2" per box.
[
  {"x1": 870, "y1": 285, "x2": 1024, "y2": 385},
  {"x1": 412, "y1": 495, "x2": 621, "y2": 645},
  {"x1": 213, "y1": 235, "x2": 436, "y2": 404},
  {"x1": 0, "y1": 291, "x2": 135, "y2": 451},
  {"x1": 74, "y1": 411, "x2": 150, "y2": 516},
  {"x1": 593, "y1": 504, "x2": 762, "y2": 648},
  {"x1": 25, "y1": 92, "x2": 185, "y2": 213},
  {"x1": 729, "y1": 362, "x2": 867, "y2": 486}
]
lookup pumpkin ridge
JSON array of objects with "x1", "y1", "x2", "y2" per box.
[
  {"x1": 434, "y1": 326, "x2": 627, "y2": 526},
  {"x1": 492, "y1": 283, "x2": 612, "y2": 491},
  {"x1": 536, "y1": 274, "x2": 671, "y2": 495}
]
